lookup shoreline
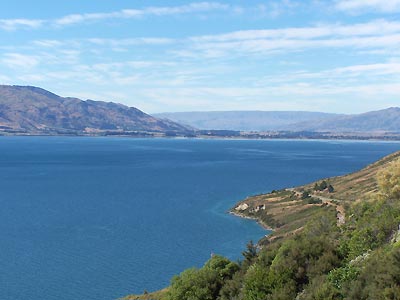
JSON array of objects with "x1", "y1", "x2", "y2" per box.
[
  {"x1": 1, "y1": 134, "x2": 400, "y2": 143},
  {"x1": 228, "y1": 210, "x2": 274, "y2": 232}
]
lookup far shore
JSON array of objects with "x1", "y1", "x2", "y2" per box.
[{"x1": 1, "y1": 132, "x2": 400, "y2": 142}]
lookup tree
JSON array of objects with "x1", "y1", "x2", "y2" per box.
[
  {"x1": 302, "y1": 191, "x2": 311, "y2": 199},
  {"x1": 242, "y1": 241, "x2": 258, "y2": 264},
  {"x1": 167, "y1": 255, "x2": 239, "y2": 300},
  {"x1": 167, "y1": 268, "x2": 219, "y2": 300}
]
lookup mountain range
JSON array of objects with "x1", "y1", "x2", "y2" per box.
[
  {"x1": 155, "y1": 111, "x2": 339, "y2": 131},
  {"x1": 0, "y1": 85, "x2": 398, "y2": 136},
  {"x1": 0, "y1": 85, "x2": 189, "y2": 135},
  {"x1": 156, "y1": 108, "x2": 400, "y2": 133},
  {"x1": 286, "y1": 107, "x2": 400, "y2": 132}
]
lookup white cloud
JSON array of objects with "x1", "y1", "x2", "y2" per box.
[
  {"x1": 255, "y1": 0, "x2": 299, "y2": 18},
  {"x1": 331, "y1": 63, "x2": 400, "y2": 75},
  {"x1": 32, "y1": 40, "x2": 64, "y2": 47},
  {"x1": 55, "y1": 2, "x2": 229, "y2": 26},
  {"x1": 1, "y1": 53, "x2": 39, "y2": 69},
  {"x1": 335, "y1": 0, "x2": 400, "y2": 13},
  {"x1": 87, "y1": 38, "x2": 175, "y2": 46},
  {"x1": 0, "y1": 18, "x2": 43, "y2": 31},
  {"x1": 192, "y1": 19, "x2": 400, "y2": 42},
  {"x1": 54, "y1": 11, "x2": 140, "y2": 26},
  {"x1": 256, "y1": 63, "x2": 400, "y2": 88},
  {"x1": 119, "y1": 82, "x2": 400, "y2": 113},
  {"x1": 143, "y1": 2, "x2": 229, "y2": 16},
  {"x1": 0, "y1": 2, "x2": 231, "y2": 31},
  {"x1": 184, "y1": 20, "x2": 400, "y2": 58}
]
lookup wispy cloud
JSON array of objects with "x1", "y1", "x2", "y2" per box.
[
  {"x1": 26, "y1": 19, "x2": 400, "y2": 61},
  {"x1": 183, "y1": 20, "x2": 400, "y2": 58},
  {"x1": 248, "y1": 1, "x2": 299, "y2": 18},
  {"x1": 119, "y1": 82, "x2": 400, "y2": 113},
  {"x1": 192, "y1": 19, "x2": 400, "y2": 41},
  {"x1": 0, "y1": 18, "x2": 44, "y2": 31},
  {"x1": 1, "y1": 53, "x2": 39, "y2": 69},
  {"x1": 32, "y1": 40, "x2": 64, "y2": 47},
  {"x1": 335, "y1": 0, "x2": 400, "y2": 13},
  {"x1": 87, "y1": 38, "x2": 175, "y2": 46},
  {"x1": 2, "y1": 3, "x2": 399, "y2": 113},
  {"x1": 330, "y1": 63, "x2": 400, "y2": 76},
  {"x1": 0, "y1": 2, "x2": 230, "y2": 31},
  {"x1": 255, "y1": 63, "x2": 400, "y2": 87}
]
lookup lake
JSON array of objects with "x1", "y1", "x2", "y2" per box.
[{"x1": 0, "y1": 137, "x2": 399, "y2": 300}]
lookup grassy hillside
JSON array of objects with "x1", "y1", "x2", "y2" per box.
[
  {"x1": 125, "y1": 151, "x2": 400, "y2": 300},
  {"x1": 232, "y1": 151, "x2": 400, "y2": 242}
]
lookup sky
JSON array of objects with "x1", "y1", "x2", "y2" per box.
[{"x1": 0, "y1": 0, "x2": 399, "y2": 114}]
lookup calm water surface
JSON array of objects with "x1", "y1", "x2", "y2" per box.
[{"x1": 0, "y1": 137, "x2": 399, "y2": 300}]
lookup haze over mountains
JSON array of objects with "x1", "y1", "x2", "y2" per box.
[
  {"x1": 0, "y1": 85, "x2": 189, "y2": 135},
  {"x1": 287, "y1": 107, "x2": 400, "y2": 133},
  {"x1": 156, "y1": 108, "x2": 400, "y2": 133},
  {"x1": 155, "y1": 111, "x2": 340, "y2": 131},
  {"x1": 0, "y1": 85, "x2": 398, "y2": 136}
]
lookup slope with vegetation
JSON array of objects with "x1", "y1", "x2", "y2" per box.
[{"x1": 125, "y1": 151, "x2": 400, "y2": 300}]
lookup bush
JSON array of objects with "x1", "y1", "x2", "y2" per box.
[{"x1": 167, "y1": 255, "x2": 239, "y2": 300}]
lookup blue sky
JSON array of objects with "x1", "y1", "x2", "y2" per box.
[{"x1": 0, "y1": 0, "x2": 399, "y2": 113}]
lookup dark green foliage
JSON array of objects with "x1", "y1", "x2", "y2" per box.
[
  {"x1": 166, "y1": 255, "x2": 239, "y2": 300},
  {"x1": 301, "y1": 191, "x2": 311, "y2": 199},
  {"x1": 344, "y1": 247, "x2": 400, "y2": 300},
  {"x1": 167, "y1": 268, "x2": 219, "y2": 300},
  {"x1": 328, "y1": 265, "x2": 360, "y2": 290},
  {"x1": 301, "y1": 275, "x2": 340, "y2": 300},
  {"x1": 339, "y1": 198, "x2": 400, "y2": 260},
  {"x1": 314, "y1": 181, "x2": 334, "y2": 193},
  {"x1": 241, "y1": 210, "x2": 340, "y2": 300},
  {"x1": 242, "y1": 241, "x2": 258, "y2": 266},
  {"x1": 204, "y1": 255, "x2": 240, "y2": 281},
  {"x1": 218, "y1": 272, "x2": 244, "y2": 300},
  {"x1": 314, "y1": 181, "x2": 328, "y2": 191},
  {"x1": 305, "y1": 197, "x2": 322, "y2": 204}
]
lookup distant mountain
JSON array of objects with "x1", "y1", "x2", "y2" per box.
[
  {"x1": 154, "y1": 111, "x2": 340, "y2": 131},
  {"x1": 156, "y1": 108, "x2": 400, "y2": 133},
  {"x1": 0, "y1": 85, "x2": 190, "y2": 135},
  {"x1": 288, "y1": 107, "x2": 400, "y2": 132}
]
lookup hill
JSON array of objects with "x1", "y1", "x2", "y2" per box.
[
  {"x1": 232, "y1": 150, "x2": 400, "y2": 242},
  {"x1": 287, "y1": 107, "x2": 400, "y2": 133},
  {"x1": 0, "y1": 85, "x2": 190, "y2": 135},
  {"x1": 156, "y1": 108, "x2": 400, "y2": 133},
  {"x1": 125, "y1": 150, "x2": 400, "y2": 300},
  {"x1": 154, "y1": 111, "x2": 339, "y2": 131}
]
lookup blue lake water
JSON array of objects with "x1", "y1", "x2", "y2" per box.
[{"x1": 0, "y1": 137, "x2": 399, "y2": 300}]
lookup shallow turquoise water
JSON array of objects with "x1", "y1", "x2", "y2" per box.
[{"x1": 0, "y1": 137, "x2": 399, "y2": 300}]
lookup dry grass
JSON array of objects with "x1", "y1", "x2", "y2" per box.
[{"x1": 232, "y1": 151, "x2": 400, "y2": 242}]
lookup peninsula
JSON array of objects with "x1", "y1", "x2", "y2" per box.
[{"x1": 125, "y1": 150, "x2": 400, "y2": 299}]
